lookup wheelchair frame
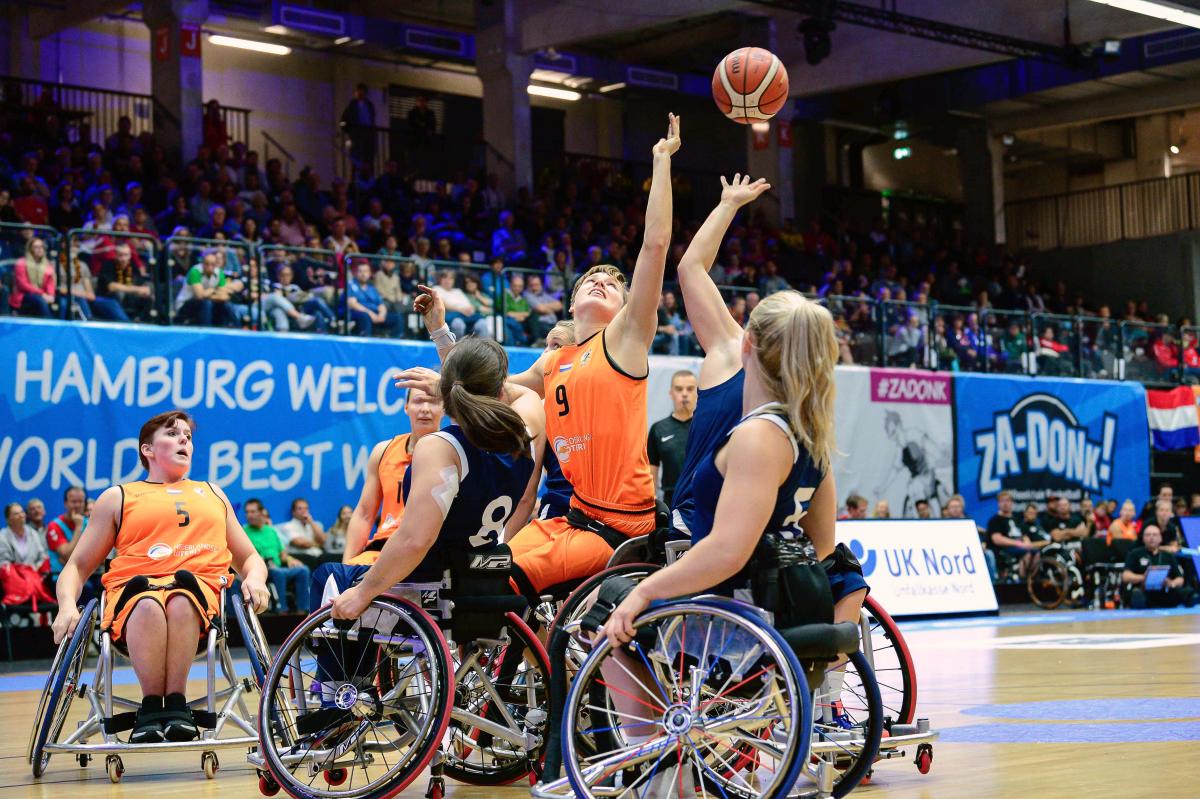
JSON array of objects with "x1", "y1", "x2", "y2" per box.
[{"x1": 28, "y1": 583, "x2": 272, "y2": 782}]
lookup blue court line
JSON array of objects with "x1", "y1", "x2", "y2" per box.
[
  {"x1": 0, "y1": 658, "x2": 254, "y2": 694},
  {"x1": 961, "y1": 698, "x2": 1200, "y2": 721},
  {"x1": 941, "y1": 721, "x2": 1200, "y2": 744},
  {"x1": 897, "y1": 606, "x2": 1200, "y2": 632}
]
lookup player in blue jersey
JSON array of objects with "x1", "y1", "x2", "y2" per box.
[
  {"x1": 602, "y1": 289, "x2": 841, "y2": 636},
  {"x1": 329, "y1": 336, "x2": 545, "y2": 620}
]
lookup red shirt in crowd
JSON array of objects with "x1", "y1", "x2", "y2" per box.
[{"x1": 13, "y1": 193, "x2": 49, "y2": 225}]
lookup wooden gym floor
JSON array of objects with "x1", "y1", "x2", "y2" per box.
[{"x1": 2, "y1": 606, "x2": 1197, "y2": 798}]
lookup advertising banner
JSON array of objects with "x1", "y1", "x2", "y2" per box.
[
  {"x1": 954, "y1": 373, "x2": 1149, "y2": 521},
  {"x1": 835, "y1": 519, "x2": 998, "y2": 616},
  {"x1": 0, "y1": 319, "x2": 539, "y2": 523},
  {"x1": 833, "y1": 367, "x2": 955, "y2": 517}
]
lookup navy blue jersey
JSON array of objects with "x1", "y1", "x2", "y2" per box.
[
  {"x1": 538, "y1": 445, "x2": 573, "y2": 520},
  {"x1": 671, "y1": 369, "x2": 745, "y2": 534},
  {"x1": 403, "y1": 425, "x2": 535, "y2": 580},
  {"x1": 689, "y1": 404, "x2": 822, "y2": 591}
]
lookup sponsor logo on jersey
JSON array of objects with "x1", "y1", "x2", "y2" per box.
[
  {"x1": 553, "y1": 434, "x2": 591, "y2": 463},
  {"x1": 660, "y1": 434, "x2": 675, "y2": 442},
  {"x1": 147, "y1": 543, "x2": 173, "y2": 560},
  {"x1": 470, "y1": 553, "x2": 512, "y2": 570},
  {"x1": 580, "y1": 351, "x2": 593, "y2": 367},
  {"x1": 147, "y1": 542, "x2": 217, "y2": 560},
  {"x1": 166, "y1": 488, "x2": 183, "y2": 495}
]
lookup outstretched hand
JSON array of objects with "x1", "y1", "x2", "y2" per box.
[
  {"x1": 720, "y1": 174, "x2": 771, "y2": 208},
  {"x1": 652, "y1": 113, "x2": 681, "y2": 158},
  {"x1": 393, "y1": 366, "x2": 441, "y2": 398},
  {"x1": 412, "y1": 284, "x2": 445, "y2": 332}
]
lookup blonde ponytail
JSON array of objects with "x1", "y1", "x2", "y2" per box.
[
  {"x1": 440, "y1": 338, "x2": 532, "y2": 457},
  {"x1": 746, "y1": 291, "x2": 839, "y2": 474}
]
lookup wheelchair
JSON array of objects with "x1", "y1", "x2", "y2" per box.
[
  {"x1": 250, "y1": 548, "x2": 550, "y2": 799},
  {"x1": 533, "y1": 535, "x2": 937, "y2": 797},
  {"x1": 1026, "y1": 542, "x2": 1086, "y2": 609},
  {"x1": 27, "y1": 578, "x2": 273, "y2": 783}
]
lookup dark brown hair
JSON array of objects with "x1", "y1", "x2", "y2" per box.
[
  {"x1": 440, "y1": 338, "x2": 530, "y2": 457},
  {"x1": 138, "y1": 410, "x2": 195, "y2": 469}
]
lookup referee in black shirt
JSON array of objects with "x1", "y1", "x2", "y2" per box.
[{"x1": 647, "y1": 370, "x2": 697, "y2": 506}]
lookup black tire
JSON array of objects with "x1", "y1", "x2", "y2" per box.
[
  {"x1": 442, "y1": 612, "x2": 550, "y2": 785},
  {"x1": 257, "y1": 599, "x2": 455, "y2": 799},
  {"x1": 29, "y1": 598, "x2": 98, "y2": 778},
  {"x1": 818, "y1": 650, "x2": 885, "y2": 798}
]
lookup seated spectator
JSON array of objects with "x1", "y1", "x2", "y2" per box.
[
  {"x1": 887, "y1": 311, "x2": 923, "y2": 367},
  {"x1": 523, "y1": 272, "x2": 562, "y2": 344},
  {"x1": 841, "y1": 493, "x2": 868, "y2": 520},
  {"x1": 500, "y1": 273, "x2": 531, "y2": 345},
  {"x1": 276, "y1": 203, "x2": 306, "y2": 247},
  {"x1": 276, "y1": 498, "x2": 329, "y2": 567},
  {"x1": 915, "y1": 499, "x2": 932, "y2": 519},
  {"x1": 44, "y1": 486, "x2": 104, "y2": 601},
  {"x1": 653, "y1": 290, "x2": 687, "y2": 356},
  {"x1": 1152, "y1": 332, "x2": 1180, "y2": 374},
  {"x1": 10, "y1": 237, "x2": 56, "y2": 317},
  {"x1": 1145, "y1": 498, "x2": 1182, "y2": 552},
  {"x1": 480, "y1": 257, "x2": 508, "y2": 297},
  {"x1": 243, "y1": 258, "x2": 314, "y2": 332},
  {"x1": 987, "y1": 491, "x2": 1039, "y2": 578},
  {"x1": 545, "y1": 250, "x2": 576, "y2": 298},
  {"x1": 12, "y1": 175, "x2": 50, "y2": 226},
  {"x1": 324, "y1": 215, "x2": 358, "y2": 255},
  {"x1": 242, "y1": 498, "x2": 309, "y2": 613},
  {"x1": 174, "y1": 250, "x2": 236, "y2": 328},
  {"x1": 25, "y1": 498, "x2": 47, "y2": 538},
  {"x1": 0, "y1": 501, "x2": 51, "y2": 572},
  {"x1": 411, "y1": 237, "x2": 433, "y2": 274},
  {"x1": 462, "y1": 272, "x2": 497, "y2": 336},
  {"x1": 1121, "y1": 524, "x2": 1197, "y2": 609},
  {"x1": 197, "y1": 204, "x2": 236, "y2": 239},
  {"x1": 327, "y1": 505, "x2": 352, "y2": 555},
  {"x1": 276, "y1": 264, "x2": 335, "y2": 332},
  {"x1": 345, "y1": 260, "x2": 393, "y2": 337},
  {"x1": 432, "y1": 268, "x2": 485, "y2": 337},
  {"x1": 872, "y1": 500, "x2": 891, "y2": 519},
  {"x1": 1039, "y1": 496, "x2": 1088, "y2": 544},
  {"x1": 1105, "y1": 500, "x2": 1141, "y2": 545},
  {"x1": 97, "y1": 242, "x2": 154, "y2": 321},
  {"x1": 491, "y1": 210, "x2": 526, "y2": 262},
  {"x1": 372, "y1": 257, "x2": 409, "y2": 335}
]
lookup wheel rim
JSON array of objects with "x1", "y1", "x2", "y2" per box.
[
  {"x1": 563, "y1": 602, "x2": 809, "y2": 799},
  {"x1": 31, "y1": 599, "x2": 97, "y2": 775},
  {"x1": 862, "y1": 596, "x2": 916, "y2": 724},
  {"x1": 258, "y1": 601, "x2": 452, "y2": 799}
]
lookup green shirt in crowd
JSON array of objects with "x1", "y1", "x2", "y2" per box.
[{"x1": 244, "y1": 523, "x2": 283, "y2": 566}]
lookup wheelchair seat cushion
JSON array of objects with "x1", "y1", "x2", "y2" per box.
[{"x1": 779, "y1": 621, "x2": 860, "y2": 660}]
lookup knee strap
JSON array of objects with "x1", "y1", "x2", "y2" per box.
[
  {"x1": 110, "y1": 575, "x2": 151, "y2": 623},
  {"x1": 173, "y1": 570, "x2": 209, "y2": 612},
  {"x1": 579, "y1": 575, "x2": 637, "y2": 633}
]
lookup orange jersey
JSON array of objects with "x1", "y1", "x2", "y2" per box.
[
  {"x1": 373, "y1": 433, "x2": 414, "y2": 544},
  {"x1": 543, "y1": 329, "x2": 655, "y2": 530},
  {"x1": 102, "y1": 480, "x2": 232, "y2": 593}
]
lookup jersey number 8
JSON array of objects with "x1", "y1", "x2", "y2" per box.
[{"x1": 469, "y1": 496, "x2": 512, "y2": 547}]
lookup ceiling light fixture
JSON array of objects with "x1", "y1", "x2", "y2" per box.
[
  {"x1": 209, "y1": 35, "x2": 291, "y2": 55},
  {"x1": 1080, "y1": 0, "x2": 1200, "y2": 29},
  {"x1": 599, "y1": 82, "x2": 626, "y2": 93},
  {"x1": 527, "y1": 85, "x2": 581, "y2": 101},
  {"x1": 1170, "y1": 144, "x2": 1181, "y2": 154}
]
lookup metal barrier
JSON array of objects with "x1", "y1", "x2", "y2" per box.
[
  {"x1": 821, "y1": 293, "x2": 880, "y2": 366},
  {"x1": 981, "y1": 308, "x2": 1034, "y2": 375},
  {"x1": 1030, "y1": 312, "x2": 1080, "y2": 378},
  {"x1": 1077, "y1": 315, "x2": 1121, "y2": 381},
  {"x1": 66, "y1": 227, "x2": 162, "y2": 325},
  {"x1": 1120, "y1": 320, "x2": 1177, "y2": 385},
  {"x1": 341, "y1": 251, "x2": 419, "y2": 338},
  {"x1": 879, "y1": 299, "x2": 930, "y2": 369}
]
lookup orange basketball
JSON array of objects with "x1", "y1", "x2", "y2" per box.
[{"x1": 712, "y1": 46, "x2": 789, "y2": 124}]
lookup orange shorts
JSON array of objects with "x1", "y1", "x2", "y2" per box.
[
  {"x1": 508, "y1": 513, "x2": 651, "y2": 596},
  {"x1": 346, "y1": 549, "x2": 381, "y2": 566},
  {"x1": 101, "y1": 574, "x2": 222, "y2": 643}
]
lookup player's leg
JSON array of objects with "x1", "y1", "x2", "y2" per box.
[
  {"x1": 125, "y1": 598, "x2": 169, "y2": 697},
  {"x1": 162, "y1": 593, "x2": 204, "y2": 740}
]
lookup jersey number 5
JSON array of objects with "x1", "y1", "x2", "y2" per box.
[
  {"x1": 175, "y1": 501, "x2": 191, "y2": 528},
  {"x1": 555, "y1": 384, "x2": 570, "y2": 417},
  {"x1": 470, "y1": 496, "x2": 512, "y2": 547}
]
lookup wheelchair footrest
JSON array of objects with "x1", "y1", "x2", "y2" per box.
[
  {"x1": 102, "y1": 709, "x2": 219, "y2": 735},
  {"x1": 779, "y1": 621, "x2": 860, "y2": 660}
]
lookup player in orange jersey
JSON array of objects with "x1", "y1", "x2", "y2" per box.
[
  {"x1": 50, "y1": 411, "x2": 269, "y2": 744},
  {"x1": 398, "y1": 113, "x2": 681, "y2": 600}
]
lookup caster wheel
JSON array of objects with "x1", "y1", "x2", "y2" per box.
[
  {"x1": 426, "y1": 778, "x2": 445, "y2": 799},
  {"x1": 202, "y1": 751, "x2": 219, "y2": 779},
  {"x1": 324, "y1": 768, "x2": 348, "y2": 786},
  {"x1": 77, "y1": 753, "x2": 90, "y2": 768},
  {"x1": 915, "y1": 744, "x2": 933, "y2": 774},
  {"x1": 106, "y1": 755, "x2": 124, "y2": 784},
  {"x1": 259, "y1": 773, "x2": 281, "y2": 796}
]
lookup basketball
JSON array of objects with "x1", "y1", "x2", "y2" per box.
[{"x1": 712, "y1": 46, "x2": 789, "y2": 124}]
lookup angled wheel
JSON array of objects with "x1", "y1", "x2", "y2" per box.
[
  {"x1": 862, "y1": 595, "x2": 917, "y2": 725},
  {"x1": 442, "y1": 612, "x2": 551, "y2": 785},
  {"x1": 1028, "y1": 557, "x2": 1069, "y2": 609},
  {"x1": 232, "y1": 592, "x2": 272, "y2": 689},
  {"x1": 802, "y1": 650, "x2": 884, "y2": 798},
  {"x1": 257, "y1": 599, "x2": 454, "y2": 799},
  {"x1": 563, "y1": 599, "x2": 811, "y2": 799},
  {"x1": 29, "y1": 598, "x2": 98, "y2": 778}
]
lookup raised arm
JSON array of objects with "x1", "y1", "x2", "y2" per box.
[
  {"x1": 344, "y1": 439, "x2": 389, "y2": 562},
  {"x1": 504, "y1": 383, "x2": 547, "y2": 536},
  {"x1": 608, "y1": 113, "x2": 680, "y2": 361},
  {"x1": 680, "y1": 175, "x2": 769, "y2": 381}
]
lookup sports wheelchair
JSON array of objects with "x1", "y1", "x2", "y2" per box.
[
  {"x1": 250, "y1": 547, "x2": 550, "y2": 799},
  {"x1": 28, "y1": 577, "x2": 272, "y2": 783},
  {"x1": 1026, "y1": 542, "x2": 1086, "y2": 609},
  {"x1": 532, "y1": 534, "x2": 937, "y2": 798}
]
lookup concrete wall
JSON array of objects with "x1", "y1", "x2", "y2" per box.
[{"x1": 1026, "y1": 230, "x2": 1200, "y2": 321}]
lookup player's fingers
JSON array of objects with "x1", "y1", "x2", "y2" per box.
[{"x1": 720, "y1": 175, "x2": 728, "y2": 189}]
